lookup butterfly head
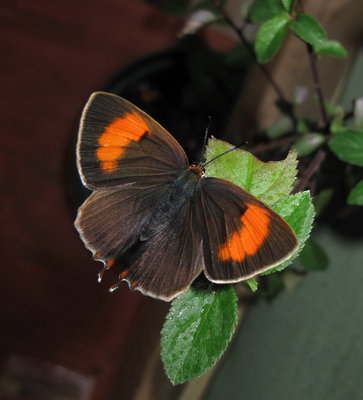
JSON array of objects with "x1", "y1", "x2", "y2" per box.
[{"x1": 189, "y1": 164, "x2": 204, "y2": 179}]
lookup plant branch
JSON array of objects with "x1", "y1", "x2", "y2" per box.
[
  {"x1": 296, "y1": 0, "x2": 304, "y2": 12},
  {"x1": 217, "y1": 7, "x2": 287, "y2": 102},
  {"x1": 306, "y1": 44, "x2": 329, "y2": 130},
  {"x1": 249, "y1": 135, "x2": 300, "y2": 154},
  {"x1": 297, "y1": 0, "x2": 329, "y2": 129},
  {"x1": 292, "y1": 149, "x2": 326, "y2": 193}
]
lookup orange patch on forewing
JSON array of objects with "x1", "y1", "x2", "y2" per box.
[
  {"x1": 218, "y1": 203, "x2": 270, "y2": 262},
  {"x1": 96, "y1": 112, "x2": 149, "y2": 173}
]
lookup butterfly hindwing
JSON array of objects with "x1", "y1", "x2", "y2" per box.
[
  {"x1": 121, "y1": 200, "x2": 203, "y2": 301},
  {"x1": 77, "y1": 92, "x2": 189, "y2": 189},
  {"x1": 196, "y1": 177, "x2": 299, "y2": 282},
  {"x1": 75, "y1": 183, "x2": 171, "y2": 266}
]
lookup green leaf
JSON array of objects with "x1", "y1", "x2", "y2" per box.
[
  {"x1": 246, "y1": 278, "x2": 258, "y2": 291},
  {"x1": 296, "y1": 118, "x2": 316, "y2": 134},
  {"x1": 329, "y1": 129, "x2": 363, "y2": 166},
  {"x1": 298, "y1": 237, "x2": 329, "y2": 271},
  {"x1": 330, "y1": 118, "x2": 346, "y2": 134},
  {"x1": 224, "y1": 43, "x2": 249, "y2": 67},
  {"x1": 291, "y1": 133, "x2": 325, "y2": 157},
  {"x1": 281, "y1": 0, "x2": 296, "y2": 12},
  {"x1": 255, "y1": 14, "x2": 290, "y2": 64},
  {"x1": 262, "y1": 191, "x2": 315, "y2": 274},
  {"x1": 348, "y1": 180, "x2": 363, "y2": 205},
  {"x1": 205, "y1": 139, "x2": 298, "y2": 207},
  {"x1": 249, "y1": 0, "x2": 286, "y2": 23},
  {"x1": 264, "y1": 274, "x2": 284, "y2": 297},
  {"x1": 161, "y1": 286, "x2": 238, "y2": 384},
  {"x1": 290, "y1": 13, "x2": 326, "y2": 46},
  {"x1": 324, "y1": 102, "x2": 345, "y2": 118},
  {"x1": 266, "y1": 116, "x2": 293, "y2": 139},
  {"x1": 314, "y1": 40, "x2": 347, "y2": 58},
  {"x1": 313, "y1": 188, "x2": 333, "y2": 216},
  {"x1": 290, "y1": 13, "x2": 346, "y2": 59}
]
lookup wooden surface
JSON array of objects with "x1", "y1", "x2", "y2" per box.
[{"x1": 206, "y1": 227, "x2": 363, "y2": 400}]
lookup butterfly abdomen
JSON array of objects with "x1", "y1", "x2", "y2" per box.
[{"x1": 139, "y1": 167, "x2": 202, "y2": 241}]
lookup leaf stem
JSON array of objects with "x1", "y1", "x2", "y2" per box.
[
  {"x1": 292, "y1": 149, "x2": 326, "y2": 193},
  {"x1": 306, "y1": 44, "x2": 329, "y2": 130},
  {"x1": 217, "y1": 6, "x2": 286, "y2": 102},
  {"x1": 297, "y1": 0, "x2": 304, "y2": 12},
  {"x1": 249, "y1": 135, "x2": 300, "y2": 154},
  {"x1": 297, "y1": 0, "x2": 329, "y2": 130}
]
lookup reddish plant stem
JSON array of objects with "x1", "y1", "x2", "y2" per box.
[
  {"x1": 217, "y1": 7, "x2": 287, "y2": 103},
  {"x1": 297, "y1": 0, "x2": 329, "y2": 130},
  {"x1": 306, "y1": 44, "x2": 329, "y2": 130},
  {"x1": 297, "y1": 0, "x2": 304, "y2": 12},
  {"x1": 249, "y1": 135, "x2": 300, "y2": 154},
  {"x1": 220, "y1": 0, "x2": 328, "y2": 194},
  {"x1": 292, "y1": 149, "x2": 326, "y2": 193}
]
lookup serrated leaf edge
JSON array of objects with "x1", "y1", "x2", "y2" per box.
[
  {"x1": 262, "y1": 191, "x2": 315, "y2": 274},
  {"x1": 161, "y1": 288, "x2": 238, "y2": 385}
]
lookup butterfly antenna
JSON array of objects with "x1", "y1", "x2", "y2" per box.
[
  {"x1": 198, "y1": 116, "x2": 212, "y2": 167},
  {"x1": 202, "y1": 140, "x2": 247, "y2": 167}
]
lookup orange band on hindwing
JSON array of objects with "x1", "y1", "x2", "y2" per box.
[
  {"x1": 218, "y1": 203, "x2": 270, "y2": 262},
  {"x1": 96, "y1": 112, "x2": 149, "y2": 173}
]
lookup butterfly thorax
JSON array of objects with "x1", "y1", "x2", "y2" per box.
[{"x1": 139, "y1": 166, "x2": 202, "y2": 241}]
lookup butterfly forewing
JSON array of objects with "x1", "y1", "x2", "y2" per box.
[
  {"x1": 77, "y1": 92, "x2": 189, "y2": 189},
  {"x1": 196, "y1": 177, "x2": 299, "y2": 282}
]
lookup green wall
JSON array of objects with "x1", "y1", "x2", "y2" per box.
[{"x1": 206, "y1": 227, "x2": 363, "y2": 399}]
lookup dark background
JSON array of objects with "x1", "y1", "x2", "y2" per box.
[
  {"x1": 0, "y1": 1, "x2": 234, "y2": 399},
  {"x1": 2, "y1": 1, "x2": 363, "y2": 399}
]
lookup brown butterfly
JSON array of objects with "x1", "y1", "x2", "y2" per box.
[{"x1": 75, "y1": 92, "x2": 298, "y2": 301}]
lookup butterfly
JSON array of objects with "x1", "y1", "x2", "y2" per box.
[{"x1": 75, "y1": 92, "x2": 298, "y2": 301}]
